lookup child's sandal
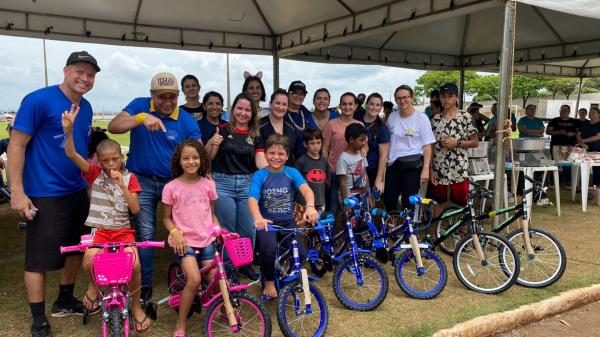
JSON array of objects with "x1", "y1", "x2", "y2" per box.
[{"x1": 172, "y1": 330, "x2": 186, "y2": 337}]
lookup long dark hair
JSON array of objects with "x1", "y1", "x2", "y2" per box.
[
  {"x1": 170, "y1": 139, "x2": 211, "y2": 178},
  {"x1": 242, "y1": 76, "x2": 266, "y2": 102},
  {"x1": 228, "y1": 92, "x2": 260, "y2": 138}
]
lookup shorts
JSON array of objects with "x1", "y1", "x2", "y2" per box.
[
  {"x1": 25, "y1": 189, "x2": 90, "y2": 272},
  {"x1": 92, "y1": 228, "x2": 136, "y2": 244},
  {"x1": 428, "y1": 180, "x2": 470, "y2": 206},
  {"x1": 175, "y1": 245, "x2": 216, "y2": 264}
]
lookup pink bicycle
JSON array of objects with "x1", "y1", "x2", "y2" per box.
[
  {"x1": 61, "y1": 235, "x2": 164, "y2": 337},
  {"x1": 162, "y1": 227, "x2": 272, "y2": 337}
]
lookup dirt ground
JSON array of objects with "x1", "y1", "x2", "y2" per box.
[
  {"x1": 1, "y1": 188, "x2": 599, "y2": 337},
  {"x1": 495, "y1": 300, "x2": 600, "y2": 337}
]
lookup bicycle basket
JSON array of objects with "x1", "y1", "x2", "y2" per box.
[
  {"x1": 224, "y1": 237, "x2": 253, "y2": 268},
  {"x1": 92, "y1": 251, "x2": 135, "y2": 286}
]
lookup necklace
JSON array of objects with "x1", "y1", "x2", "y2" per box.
[{"x1": 287, "y1": 109, "x2": 306, "y2": 131}]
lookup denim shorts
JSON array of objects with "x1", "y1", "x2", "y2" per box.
[{"x1": 175, "y1": 245, "x2": 216, "y2": 264}]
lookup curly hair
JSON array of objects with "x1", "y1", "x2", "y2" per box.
[{"x1": 170, "y1": 139, "x2": 211, "y2": 178}]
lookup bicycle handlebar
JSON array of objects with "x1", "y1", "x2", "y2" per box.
[
  {"x1": 60, "y1": 240, "x2": 164, "y2": 254},
  {"x1": 408, "y1": 194, "x2": 437, "y2": 206}
]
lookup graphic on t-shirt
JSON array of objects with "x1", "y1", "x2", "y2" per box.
[
  {"x1": 306, "y1": 169, "x2": 326, "y2": 183},
  {"x1": 405, "y1": 128, "x2": 415, "y2": 137},
  {"x1": 350, "y1": 160, "x2": 366, "y2": 193},
  {"x1": 262, "y1": 186, "x2": 293, "y2": 214}
]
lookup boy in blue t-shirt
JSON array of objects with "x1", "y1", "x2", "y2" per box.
[{"x1": 249, "y1": 134, "x2": 319, "y2": 298}]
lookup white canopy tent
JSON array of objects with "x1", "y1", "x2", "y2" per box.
[
  {"x1": 1, "y1": 0, "x2": 599, "y2": 82},
  {"x1": 1, "y1": 0, "x2": 598, "y2": 205}
]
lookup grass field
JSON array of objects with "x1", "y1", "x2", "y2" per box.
[
  {"x1": 0, "y1": 120, "x2": 130, "y2": 147},
  {"x1": 0, "y1": 189, "x2": 599, "y2": 336}
]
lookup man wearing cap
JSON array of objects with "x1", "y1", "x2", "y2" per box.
[
  {"x1": 9, "y1": 51, "x2": 100, "y2": 337},
  {"x1": 286, "y1": 80, "x2": 315, "y2": 132},
  {"x1": 468, "y1": 102, "x2": 490, "y2": 140},
  {"x1": 108, "y1": 72, "x2": 201, "y2": 307}
]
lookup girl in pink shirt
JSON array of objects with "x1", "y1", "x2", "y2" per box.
[{"x1": 162, "y1": 139, "x2": 219, "y2": 337}]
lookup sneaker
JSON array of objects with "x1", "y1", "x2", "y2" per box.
[
  {"x1": 30, "y1": 322, "x2": 52, "y2": 337},
  {"x1": 51, "y1": 299, "x2": 84, "y2": 317},
  {"x1": 238, "y1": 265, "x2": 260, "y2": 281},
  {"x1": 227, "y1": 269, "x2": 241, "y2": 286},
  {"x1": 140, "y1": 287, "x2": 153, "y2": 311}
]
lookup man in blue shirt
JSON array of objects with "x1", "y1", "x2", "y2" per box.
[
  {"x1": 108, "y1": 72, "x2": 201, "y2": 307},
  {"x1": 517, "y1": 104, "x2": 545, "y2": 138},
  {"x1": 9, "y1": 51, "x2": 100, "y2": 337}
]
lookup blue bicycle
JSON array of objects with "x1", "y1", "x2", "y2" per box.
[{"x1": 263, "y1": 225, "x2": 329, "y2": 337}]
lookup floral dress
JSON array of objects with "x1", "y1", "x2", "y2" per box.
[{"x1": 430, "y1": 111, "x2": 478, "y2": 185}]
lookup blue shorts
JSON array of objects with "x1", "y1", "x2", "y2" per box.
[{"x1": 175, "y1": 245, "x2": 216, "y2": 264}]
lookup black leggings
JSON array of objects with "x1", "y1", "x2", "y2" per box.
[
  {"x1": 383, "y1": 161, "x2": 422, "y2": 211},
  {"x1": 257, "y1": 219, "x2": 306, "y2": 282}
]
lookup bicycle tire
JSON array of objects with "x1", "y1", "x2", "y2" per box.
[
  {"x1": 394, "y1": 249, "x2": 447, "y2": 299},
  {"x1": 332, "y1": 253, "x2": 389, "y2": 311},
  {"x1": 203, "y1": 291, "x2": 272, "y2": 337},
  {"x1": 453, "y1": 231, "x2": 520, "y2": 294},
  {"x1": 506, "y1": 227, "x2": 567, "y2": 288},
  {"x1": 435, "y1": 207, "x2": 464, "y2": 256},
  {"x1": 277, "y1": 279, "x2": 329, "y2": 337},
  {"x1": 109, "y1": 307, "x2": 122, "y2": 337}
]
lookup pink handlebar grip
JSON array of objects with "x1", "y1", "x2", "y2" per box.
[
  {"x1": 137, "y1": 241, "x2": 165, "y2": 249},
  {"x1": 60, "y1": 245, "x2": 84, "y2": 254}
]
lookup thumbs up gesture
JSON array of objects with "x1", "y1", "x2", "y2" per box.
[{"x1": 210, "y1": 126, "x2": 223, "y2": 147}]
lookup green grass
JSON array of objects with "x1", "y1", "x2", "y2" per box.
[{"x1": 0, "y1": 120, "x2": 129, "y2": 147}]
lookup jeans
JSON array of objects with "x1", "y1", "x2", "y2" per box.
[
  {"x1": 325, "y1": 173, "x2": 340, "y2": 213},
  {"x1": 134, "y1": 174, "x2": 167, "y2": 289},
  {"x1": 213, "y1": 172, "x2": 256, "y2": 265}
]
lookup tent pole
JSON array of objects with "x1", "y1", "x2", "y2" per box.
[
  {"x1": 43, "y1": 39, "x2": 48, "y2": 87},
  {"x1": 273, "y1": 53, "x2": 280, "y2": 90},
  {"x1": 494, "y1": 0, "x2": 517, "y2": 218},
  {"x1": 459, "y1": 65, "x2": 465, "y2": 109},
  {"x1": 574, "y1": 74, "x2": 584, "y2": 115},
  {"x1": 226, "y1": 53, "x2": 231, "y2": 111}
]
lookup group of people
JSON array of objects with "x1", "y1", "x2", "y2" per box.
[{"x1": 7, "y1": 50, "x2": 599, "y2": 337}]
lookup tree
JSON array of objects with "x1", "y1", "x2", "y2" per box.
[
  {"x1": 544, "y1": 78, "x2": 563, "y2": 99},
  {"x1": 414, "y1": 71, "x2": 479, "y2": 101},
  {"x1": 557, "y1": 79, "x2": 579, "y2": 99},
  {"x1": 469, "y1": 74, "x2": 499, "y2": 102},
  {"x1": 585, "y1": 77, "x2": 600, "y2": 90},
  {"x1": 512, "y1": 76, "x2": 544, "y2": 107}
]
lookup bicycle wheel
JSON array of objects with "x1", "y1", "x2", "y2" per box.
[
  {"x1": 109, "y1": 307, "x2": 122, "y2": 337},
  {"x1": 435, "y1": 207, "x2": 464, "y2": 256},
  {"x1": 332, "y1": 253, "x2": 388, "y2": 311},
  {"x1": 506, "y1": 227, "x2": 566, "y2": 288},
  {"x1": 394, "y1": 249, "x2": 447, "y2": 299},
  {"x1": 277, "y1": 279, "x2": 329, "y2": 337},
  {"x1": 203, "y1": 291, "x2": 272, "y2": 337},
  {"x1": 453, "y1": 231, "x2": 520, "y2": 294}
]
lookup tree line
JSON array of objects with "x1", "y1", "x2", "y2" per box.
[{"x1": 414, "y1": 71, "x2": 600, "y2": 107}]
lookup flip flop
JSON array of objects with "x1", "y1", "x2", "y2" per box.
[
  {"x1": 172, "y1": 330, "x2": 186, "y2": 337},
  {"x1": 83, "y1": 292, "x2": 101, "y2": 314},
  {"x1": 133, "y1": 314, "x2": 150, "y2": 333}
]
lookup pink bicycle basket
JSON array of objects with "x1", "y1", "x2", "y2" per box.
[
  {"x1": 224, "y1": 237, "x2": 253, "y2": 268},
  {"x1": 92, "y1": 251, "x2": 135, "y2": 286}
]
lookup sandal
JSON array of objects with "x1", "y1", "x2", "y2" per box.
[
  {"x1": 172, "y1": 330, "x2": 186, "y2": 337},
  {"x1": 133, "y1": 314, "x2": 150, "y2": 332},
  {"x1": 83, "y1": 292, "x2": 101, "y2": 314}
]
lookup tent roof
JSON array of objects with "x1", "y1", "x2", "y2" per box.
[{"x1": 0, "y1": 0, "x2": 598, "y2": 77}]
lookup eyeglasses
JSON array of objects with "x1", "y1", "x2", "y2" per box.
[{"x1": 396, "y1": 96, "x2": 412, "y2": 101}]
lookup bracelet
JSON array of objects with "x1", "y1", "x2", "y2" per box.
[
  {"x1": 169, "y1": 228, "x2": 179, "y2": 235},
  {"x1": 134, "y1": 113, "x2": 148, "y2": 124}
]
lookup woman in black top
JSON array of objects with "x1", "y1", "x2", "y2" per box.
[
  {"x1": 180, "y1": 74, "x2": 204, "y2": 121},
  {"x1": 259, "y1": 89, "x2": 300, "y2": 166},
  {"x1": 206, "y1": 92, "x2": 266, "y2": 280},
  {"x1": 577, "y1": 107, "x2": 600, "y2": 186}
]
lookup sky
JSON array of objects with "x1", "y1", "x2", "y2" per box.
[{"x1": 0, "y1": 35, "x2": 424, "y2": 113}]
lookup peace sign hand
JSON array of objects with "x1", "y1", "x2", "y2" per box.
[{"x1": 61, "y1": 104, "x2": 80, "y2": 134}]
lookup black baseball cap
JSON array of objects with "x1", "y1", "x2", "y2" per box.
[
  {"x1": 469, "y1": 102, "x2": 483, "y2": 109},
  {"x1": 439, "y1": 83, "x2": 458, "y2": 95},
  {"x1": 288, "y1": 80, "x2": 307, "y2": 94},
  {"x1": 66, "y1": 51, "x2": 101, "y2": 72}
]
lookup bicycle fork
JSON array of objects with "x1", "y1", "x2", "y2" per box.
[
  {"x1": 346, "y1": 219, "x2": 364, "y2": 285},
  {"x1": 292, "y1": 240, "x2": 312, "y2": 314},
  {"x1": 216, "y1": 251, "x2": 239, "y2": 332}
]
